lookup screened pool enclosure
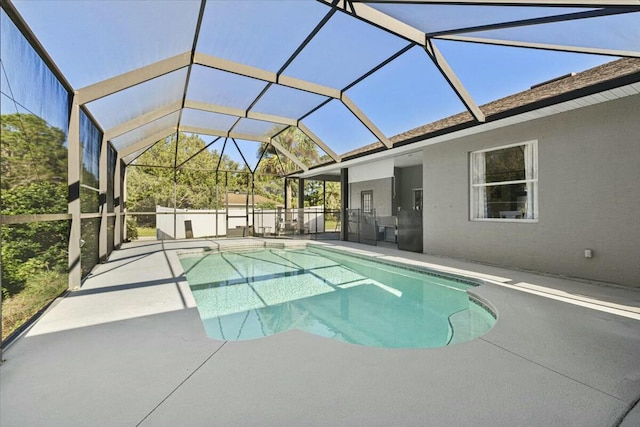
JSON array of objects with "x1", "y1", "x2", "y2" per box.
[{"x1": 1, "y1": 0, "x2": 639, "y2": 342}]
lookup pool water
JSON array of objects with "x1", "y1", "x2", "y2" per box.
[{"x1": 180, "y1": 246, "x2": 495, "y2": 348}]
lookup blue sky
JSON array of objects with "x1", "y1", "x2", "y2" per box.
[{"x1": 5, "y1": 1, "x2": 638, "y2": 163}]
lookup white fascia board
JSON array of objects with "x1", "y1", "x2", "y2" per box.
[{"x1": 296, "y1": 84, "x2": 640, "y2": 178}]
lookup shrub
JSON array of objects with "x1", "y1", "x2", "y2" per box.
[
  {"x1": 126, "y1": 217, "x2": 139, "y2": 240},
  {"x1": 1, "y1": 270, "x2": 68, "y2": 341}
]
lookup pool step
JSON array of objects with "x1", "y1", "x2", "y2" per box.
[{"x1": 448, "y1": 304, "x2": 495, "y2": 345}]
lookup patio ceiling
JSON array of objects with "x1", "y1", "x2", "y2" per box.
[{"x1": 6, "y1": 0, "x2": 640, "y2": 173}]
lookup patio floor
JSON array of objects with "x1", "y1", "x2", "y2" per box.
[{"x1": 2, "y1": 238, "x2": 639, "y2": 426}]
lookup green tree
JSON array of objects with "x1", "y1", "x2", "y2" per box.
[
  {"x1": 1, "y1": 114, "x2": 69, "y2": 296},
  {"x1": 1, "y1": 182, "x2": 69, "y2": 295},
  {"x1": 255, "y1": 127, "x2": 320, "y2": 208},
  {"x1": 324, "y1": 181, "x2": 341, "y2": 212},
  {"x1": 1, "y1": 113, "x2": 67, "y2": 190},
  {"x1": 126, "y1": 133, "x2": 246, "y2": 213},
  {"x1": 303, "y1": 180, "x2": 340, "y2": 212}
]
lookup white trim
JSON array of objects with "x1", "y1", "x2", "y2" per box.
[
  {"x1": 296, "y1": 83, "x2": 640, "y2": 179},
  {"x1": 472, "y1": 140, "x2": 537, "y2": 154},
  {"x1": 469, "y1": 140, "x2": 538, "y2": 221},
  {"x1": 471, "y1": 218, "x2": 539, "y2": 224},
  {"x1": 473, "y1": 179, "x2": 538, "y2": 187}
]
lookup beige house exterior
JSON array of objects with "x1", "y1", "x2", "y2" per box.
[{"x1": 301, "y1": 59, "x2": 640, "y2": 287}]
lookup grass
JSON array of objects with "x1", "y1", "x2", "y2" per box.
[
  {"x1": 137, "y1": 227, "x2": 156, "y2": 237},
  {"x1": 325, "y1": 219, "x2": 340, "y2": 231},
  {"x1": 1, "y1": 270, "x2": 68, "y2": 341}
]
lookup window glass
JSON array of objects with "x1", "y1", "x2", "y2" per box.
[
  {"x1": 471, "y1": 142, "x2": 537, "y2": 220},
  {"x1": 485, "y1": 146, "x2": 525, "y2": 183},
  {"x1": 361, "y1": 191, "x2": 373, "y2": 214}
]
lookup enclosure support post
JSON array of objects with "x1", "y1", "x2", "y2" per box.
[
  {"x1": 99, "y1": 135, "x2": 108, "y2": 262},
  {"x1": 173, "y1": 174, "x2": 177, "y2": 240},
  {"x1": 323, "y1": 180, "x2": 326, "y2": 211},
  {"x1": 214, "y1": 172, "x2": 219, "y2": 238},
  {"x1": 250, "y1": 173, "x2": 255, "y2": 235},
  {"x1": 225, "y1": 172, "x2": 229, "y2": 236},
  {"x1": 122, "y1": 163, "x2": 128, "y2": 242},
  {"x1": 68, "y1": 97, "x2": 82, "y2": 289},
  {"x1": 298, "y1": 178, "x2": 305, "y2": 234},
  {"x1": 283, "y1": 178, "x2": 289, "y2": 210},
  {"x1": 340, "y1": 168, "x2": 348, "y2": 241},
  {"x1": 114, "y1": 155, "x2": 123, "y2": 248}
]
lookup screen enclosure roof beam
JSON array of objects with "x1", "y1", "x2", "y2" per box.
[
  {"x1": 119, "y1": 128, "x2": 176, "y2": 159},
  {"x1": 76, "y1": 52, "x2": 191, "y2": 105},
  {"x1": 178, "y1": 126, "x2": 309, "y2": 172},
  {"x1": 191, "y1": 54, "x2": 388, "y2": 155},
  {"x1": 184, "y1": 100, "x2": 297, "y2": 126},
  {"x1": 179, "y1": 125, "x2": 270, "y2": 143},
  {"x1": 349, "y1": 1, "x2": 640, "y2": 7},
  {"x1": 433, "y1": 35, "x2": 640, "y2": 58},
  {"x1": 341, "y1": 94, "x2": 393, "y2": 147},
  {"x1": 297, "y1": 122, "x2": 341, "y2": 163},
  {"x1": 193, "y1": 53, "x2": 342, "y2": 99},
  {"x1": 104, "y1": 101, "x2": 183, "y2": 141},
  {"x1": 268, "y1": 140, "x2": 310, "y2": 172},
  {"x1": 324, "y1": 0, "x2": 486, "y2": 122},
  {"x1": 424, "y1": 7, "x2": 639, "y2": 37},
  {"x1": 183, "y1": 100, "x2": 341, "y2": 162}
]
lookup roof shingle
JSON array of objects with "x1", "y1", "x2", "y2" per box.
[{"x1": 341, "y1": 58, "x2": 640, "y2": 160}]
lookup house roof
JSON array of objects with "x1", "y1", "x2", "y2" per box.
[{"x1": 336, "y1": 57, "x2": 640, "y2": 161}]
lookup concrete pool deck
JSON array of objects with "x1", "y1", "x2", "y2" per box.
[{"x1": 1, "y1": 238, "x2": 639, "y2": 426}]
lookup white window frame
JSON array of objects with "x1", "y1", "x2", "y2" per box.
[{"x1": 470, "y1": 140, "x2": 538, "y2": 223}]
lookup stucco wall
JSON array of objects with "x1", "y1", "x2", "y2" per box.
[
  {"x1": 350, "y1": 178, "x2": 393, "y2": 217},
  {"x1": 422, "y1": 94, "x2": 640, "y2": 287}
]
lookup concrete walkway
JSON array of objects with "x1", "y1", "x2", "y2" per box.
[{"x1": 2, "y1": 238, "x2": 639, "y2": 426}]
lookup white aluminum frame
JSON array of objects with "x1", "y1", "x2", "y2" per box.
[{"x1": 469, "y1": 140, "x2": 539, "y2": 223}]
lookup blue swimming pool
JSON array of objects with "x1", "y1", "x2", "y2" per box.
[{"x1": 180, "y1": 245, "x2": 495, "y2": 348}]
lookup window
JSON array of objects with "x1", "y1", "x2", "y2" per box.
[
  {"x1": 361, "y1": 190, "x2": 373, "y2": 214},
  {"x1": 470, "y1": 141, "x2": 537, "y2": 221}
]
